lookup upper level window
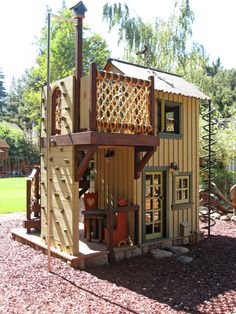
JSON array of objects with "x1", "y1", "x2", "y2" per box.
[{"x1": 157, "y1": 99, "x2": 181, "y2": 138}]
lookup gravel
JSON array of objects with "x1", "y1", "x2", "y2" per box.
[{"x1": 0, "y1": 218, "x2": 235, "y2": 314}]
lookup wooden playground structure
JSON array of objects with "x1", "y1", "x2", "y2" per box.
[{"x1": 12, "y1": 2, "x2": 212, "y2": 268}]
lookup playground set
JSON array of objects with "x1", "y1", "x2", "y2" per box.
[{"x1": 12, "y1": 2, "x2": 234, "y2": 268}]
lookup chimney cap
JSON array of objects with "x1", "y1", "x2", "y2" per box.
[{"x1": 70, "y1": 1, "x2": 87, "y2": 18}]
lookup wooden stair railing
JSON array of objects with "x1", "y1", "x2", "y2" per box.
[
  {"x1": 24, "y1": 166, "x2": 41, "y2": 232},
  {"x1": 24, "y1": 157, "x2": 32, "y2": 176}
]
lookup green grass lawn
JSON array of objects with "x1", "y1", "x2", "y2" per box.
[{"x1": 0, "y1": 177, "x2": 26, "y2": 214}]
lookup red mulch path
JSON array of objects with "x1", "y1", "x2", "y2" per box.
[{"x1": 0, "y1": 219, "x2": 235, "y2": 314}]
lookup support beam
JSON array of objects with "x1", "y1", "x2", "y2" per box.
[
  {"x1": 75, "y1": 148, "x2": 96, "y2": 181},
  {"x1": 89, "y1": 63, "x2": 97, "y2": 131},
  {"x1": 79, "y1": 180, "x2": 90, "y2": 198},
  {"x1": 134, "y1": 147, "x2": 156, "y2": 179},
  {"x1": 148, "y1": 75, "x2": 155, "y2": 135},
  {"x1": 41, "y1": 131, "x2": 160, "y2": 148}
]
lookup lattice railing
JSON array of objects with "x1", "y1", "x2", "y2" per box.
[{"x1": 96, "y1": 70, "x2": 154, "y2": 134}]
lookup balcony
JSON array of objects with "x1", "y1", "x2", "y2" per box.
[
  {"x1": 44, "y1": 63, "x2": 159, "y2": 148},
  {"x1": 81, "y1": 63, "x2": 155, "y2": 136}
]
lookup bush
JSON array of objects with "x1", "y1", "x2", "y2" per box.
[
  {"x1": 213, "y1": 168, "x2": 236, "y2": 199},
  {"x1": 0, "y1": 121, "x2": 39, "y2": 165},
  {"x1": 200, "y1": 167, "x2": 236, "y2": 199}
]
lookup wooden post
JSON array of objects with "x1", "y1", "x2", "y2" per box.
[
  {"x1": 71, "y1": 1, "x2": 87, "y2": 132},
  {"x1": 148, "y1": 76, "x2": 155, "y2": 135},
  {"x1": 26, "y1": 179, "x2": 31, "y2": 233},
  {"x1": 75, "y1": 18, "x2": 83, "y2": 132},
  {"x1": 106, "y1": 208, "x2": 114, "y2": 256},
  {"x1": 89, "y1": 63, "x2": 97, "y2": 131},
  {"x1": 46, "y1": 12, "x2": 52, "y2": 273},
  {"x1": 134, "y1": 206, "x2": 139, "y2": 245}
]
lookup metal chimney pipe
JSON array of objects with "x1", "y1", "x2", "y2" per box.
[{"x1": 70, "y1": 1, "x2": 87, "y2": 132}]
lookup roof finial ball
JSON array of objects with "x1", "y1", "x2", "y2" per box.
[{"x1": 70, "y1": 1, "x2": 87, "y2": 19}]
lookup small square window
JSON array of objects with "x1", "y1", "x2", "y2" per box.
[{"x1": 157, "y1": 100, "x2": 181, "y2": 136}]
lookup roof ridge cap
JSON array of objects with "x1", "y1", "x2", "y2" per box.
[{"x1": 108, "y1": 58, "x2": 182, "y2": 77}]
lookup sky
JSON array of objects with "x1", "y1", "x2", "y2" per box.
[{"x1": 0, "y1": 0, "x2": 236, "y2": 89}]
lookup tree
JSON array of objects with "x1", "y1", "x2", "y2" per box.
[
  {"x1": 0, "y1": 69, "x2": 7, "y2": 117},
  {"x1": 175, "y1": 42, "x2": 210, "y2": 93},
  {"x1": 205, "y1": 57, "x2": 222, "y2": 77},
  {"x1": 199, "y1": 117, "x2": 236, "y2": 196},
  {"x1": 35, "y1": 8, "x2": 110, "y2": 82},
  {"x1": 5, "y1": 7, "x2": 110, "y2": 130},
  {"x1": 103, "y1": 0, "x2": 194, "y2": 72},
  {"x1": 4, "y1": 77, "x2": 25, "y2": 128},
  {"x1": 0, "y1": 121, "x2": 39, "y2": 164},
  {"x1": 207, "y1": 69, "x2": 236, "y2": 117}
]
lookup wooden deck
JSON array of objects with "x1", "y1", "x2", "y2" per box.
[{"x1": 11, "y1": 223, "x2": 109, "y2": 269}]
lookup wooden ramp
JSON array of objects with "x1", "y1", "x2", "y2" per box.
[{"x1": 11, "y1": 224, "x2": 109, "y2": 269}]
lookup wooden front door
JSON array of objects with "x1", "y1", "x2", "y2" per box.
[{"x1": 143, "y1": 169, "x2": 166, "y2": 241}]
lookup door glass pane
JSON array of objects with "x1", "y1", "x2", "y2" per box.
[
  {"x1": 145, "y1": 212, "x2": 152, "y2": 223},
  {"x1": 154, "y1": 223, "x2": 161, "y2": 233},
  {"x1": 145, "y1": 179, "x2": 153, "y2": 197},
  {"x1": 150, "y1": 186, "x2": 153, "y2": 197},
  {"x1": 153, "y1": 198, "x2": 160, "y2": 209},
  {"x1": 153, "y1": 174, "x2": 160, "y2": 185},
  {"x1": 145, "y1": 199, "x2": 151, "y2": 210},
  {"x1": 146, "y1": 175, "x2": 153, "y2": 186},
  {"x1": 153, "y1": 211, "x2": 159, "y2": 223},
  {"x1": 146, "y1": 185, "x2": 151, "y2": 198},
  {"x1": 146, "y1": 224, "x2": 152, "y2": 235},
  {"x1": 154, "y1": 186, "x2": 161, "y2": 197}
]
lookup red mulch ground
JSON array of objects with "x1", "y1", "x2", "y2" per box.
[{"x1": 0, "y1": 218, "x2": 235, "y2": 314}]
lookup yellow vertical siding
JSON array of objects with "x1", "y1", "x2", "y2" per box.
[
  {"x1": 135, "y1": 91, "x2": 200, "y2": 239},
  {"x1": 97, "y1": 147, "x2": 135, "y2": 240}
]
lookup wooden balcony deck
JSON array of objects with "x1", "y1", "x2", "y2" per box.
[{"x1": 41, "y1": 131, "x2": 159, "y2": 148}]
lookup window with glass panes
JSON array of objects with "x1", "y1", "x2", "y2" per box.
[
  {"x1": 174, "y1": 175, "x2": 190, "y2": 204},
  {"x1": 157, "y1": 100, "x2": 181, "y2": 135}
]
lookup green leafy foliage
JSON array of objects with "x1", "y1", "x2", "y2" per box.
[
  {"x1": 214, "y1": 121, "x2": 236, "y2": 167},
  {"x1": 4, "y1": 7, "x2": 110, "y2": 130},
  {"x1": 0, "y1": 69, "x2": 7, "y2": 116},
  {"x1": 207, "y1": 69, "x2": 236, "y2": 117},
  {"x1": 102, "y1": 0, "x2": 236, "y2": 118},
  {"x1": 103, "y1": 0, "x2": 194, "y2": 71},
  {"x1": 0, "y1": 122, "x2": 39, "y2": 164}
]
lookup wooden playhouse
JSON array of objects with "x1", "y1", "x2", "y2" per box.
[{"x1": 12, "y1": 2, "x2": 210, "y2": 268}]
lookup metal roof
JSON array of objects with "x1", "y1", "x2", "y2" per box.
[{"x1": 105, "y1": 58, "x2": 210, "y2": 101}]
